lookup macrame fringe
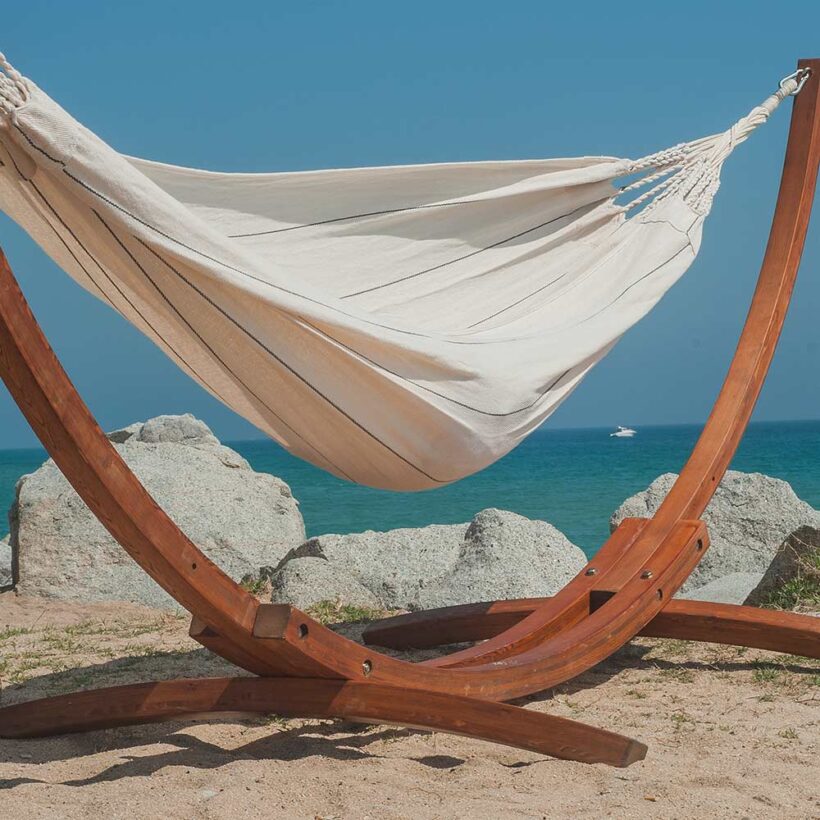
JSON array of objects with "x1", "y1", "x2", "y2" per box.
[
  {"x1": 623, "y1": 71, "x2": 807, "y2": 217},
  {"x1": 0, "y1": 53, "x2": 29, "y2": 124}
]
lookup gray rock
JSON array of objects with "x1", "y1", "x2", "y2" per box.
[
  {"x1": 136, "y1": 413, "x2": 219, "y2": 446},
  {"x1": 680, "y1": 572, "x2": 764, "y2": 605},
  {"x1": 140, "y1": 413, "x2": 249, "y2": 469},
  {"x1": 11, "y1": 415, "x2": 305, "y2": 609},
  {"x1": 416, "y1": 509, "x2": 587, "y2": 609},
  {"x1": 611, "y1": 471, "x2": 820, "y2": 593},
  {"x1": 269, "y1": 557, "x2": 382, "y2": 610},
  {"x1": 0, "y1": 534, "x2": 11, "y2": 588},
  {"x1": 745, "y1": 525, "x2": 820, "y2": 607},
  {"x1": 282, "y1": 523, "x2": 465, "y2": 610},
  {"x1": 272, "y1": 508, "x2": 587, "y2": 611}
]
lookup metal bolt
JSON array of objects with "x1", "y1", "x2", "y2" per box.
[
  {"x1": 585, "y1": 567, "x2": 598, "y2": 576},
  {"x1": 641, "y1": 569, "x2": 653, "y2": 580},
  {"x1": 362, "y1": 659, "x2": 373, "y2": 677}
]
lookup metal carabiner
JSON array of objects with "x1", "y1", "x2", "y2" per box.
[{"x1": 779, "y1": 67, "x2": 812, "y2": 96}]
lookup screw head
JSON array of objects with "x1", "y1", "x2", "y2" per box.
[
  {"x1": 585, "y1": 567, "x2": 598, "y2": 576},
  {"x1": 640, "y1": 569, "x2": 653, "y2": 580}
]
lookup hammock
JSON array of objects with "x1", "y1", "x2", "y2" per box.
[{"x1": 0, "y1": 56, "x2": 804, "y2": 490}]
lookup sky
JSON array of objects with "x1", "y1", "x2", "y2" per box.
[{"x1": 0, "y1": 1, "x2": 818, "y2": 449}]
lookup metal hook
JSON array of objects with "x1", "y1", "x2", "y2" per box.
[{"x1": 780, "y1": 67, "x2": 812, "y2": 96}]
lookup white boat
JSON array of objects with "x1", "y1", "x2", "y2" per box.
[{"x1": 610, "y1": 426, "x2": 637, "y2": 438}]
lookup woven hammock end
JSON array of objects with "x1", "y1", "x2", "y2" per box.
[{"x1": 0, "y1": 52, "x2": 29, "y2": 124}]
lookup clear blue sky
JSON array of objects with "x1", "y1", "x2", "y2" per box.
[{"x1": 1, "y1": 1, "x2": 818, "y2": 449}]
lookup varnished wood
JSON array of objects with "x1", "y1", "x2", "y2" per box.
[
  {"x1": 363, "y1": 599, "x2": 549, "y2": 649},
  {"x1": 363, "y1": 598, "x2": 820, "y2": 658},
  {"x1": 0, "y1": 60, "x2": 818, "y2": 764},
  {"x1": 188, "y1": 616, "x2": 289, "y2": 677},
  {"x1": 0, "y1": 678, "x2": 647, "y2": 767},
  {"x1": 641, "y1": 600, "x2": 820, "y2": 657}
]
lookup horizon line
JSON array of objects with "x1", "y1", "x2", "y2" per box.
[{"x1": 0, "y1": 416, "x2": 817, "y2": 454}]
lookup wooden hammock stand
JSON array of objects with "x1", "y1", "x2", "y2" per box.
[{"x1": 0, "y1": 60, "x2": 819, "y2": 768}]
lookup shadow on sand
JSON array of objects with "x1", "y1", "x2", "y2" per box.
[{"x1": 0, "y1": 637, "x2": 816, "y2": 788}]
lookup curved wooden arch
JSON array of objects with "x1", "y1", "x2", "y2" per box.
[{"x1": 0, "y1": 59, "x2": 818, "y2": 764}]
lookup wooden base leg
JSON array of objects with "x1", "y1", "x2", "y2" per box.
[
  {"x1": 363, "y1": 599, "x2": 820, "y2": 658},
  {"x1": 0, "y1": 677, "x2": 647, "y2": 767},
  {"x1": 363, "y1": 599, "x2": 543, "y2": 649},
  {"x1": 641, "y1": 600, "x2": 820, "y2": 656}
]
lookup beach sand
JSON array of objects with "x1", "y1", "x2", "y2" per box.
[{"x1": 0, "y1": 591, "x2": 817, "y2": 819}]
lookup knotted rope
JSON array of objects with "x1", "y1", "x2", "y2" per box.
[
  {"x1": 0, "y1": 52, "x2": 30, "y2": 123},
  {"x1": 624, "y1": 67, "x2": 812, "y2": 216}
]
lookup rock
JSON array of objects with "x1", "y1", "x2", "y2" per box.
[
  {"x1": 269, "y1": 557, "x2": 382, "y2": 610},
  {"x1": 136, "y1": 413, "x2": 219, "y2": 446},
  {"x1": 11, "y1": 415, "x2": 305, "y2": 609},
  {"x1": 0, "y1": 534, "x2": 11, "y2": 588},
  {"x1": 279, "y1": 523, "x2": 465, "y2": 610},
  {"x1": 680, "y1": 572, "x2": 764, "y2": 605},
  {"x1": 745, "y1": 525, "x2": 820, "y2": 607},
  {"x1": 271, "y1": 508, "x2": 587, "y2": 611},
  {"x1": 140, "y1": 413, "x2": 248, "y2": 469},
  {"x1": 416, "y1": 509, "x2": 587, "y2": 609},
  {"x1": 611, "y1": 471, "x2": 820, "y2": 593}
]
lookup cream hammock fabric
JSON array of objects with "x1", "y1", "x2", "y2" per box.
[{"x1": 0, "y1": 56, "x2": 802, "y2": 490}]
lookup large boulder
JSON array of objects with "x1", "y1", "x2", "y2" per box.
[
  {"x1": 0, "y1": 534, "x2": 11, "y2": 588},
  {"x1": 10, "y1": 414, "x2": 305, "y2": 609},
  {"x1": 611, "y1": 471, "x2": 820, "y2": 593},
  {"x1": 278, "y1": 523, "x2": 465, "y2": 610},
  {"x1": 269, "y1": 508, "x2": 587, "y2": 611},
  {"x1": 745, "y1": 525, "x2": 820, "y2": 608},
  {"x1": 270, "y1": 557, "x2": 382, "y2": 610},
  {"x1": 416, "y1": 509, "x2": 587, "y2": 609}
]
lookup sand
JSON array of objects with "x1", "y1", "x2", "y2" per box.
[{"x1": 0, "y1": 591, "x2": 817, "y2": 819}]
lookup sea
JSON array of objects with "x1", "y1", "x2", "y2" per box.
[{"x1": 0, "y1": 420, "x2": 818, "y2": 559}]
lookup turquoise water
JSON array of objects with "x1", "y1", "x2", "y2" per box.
[{"x1": 1, "y1": 420, "x2": 818, "y2": 557}]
